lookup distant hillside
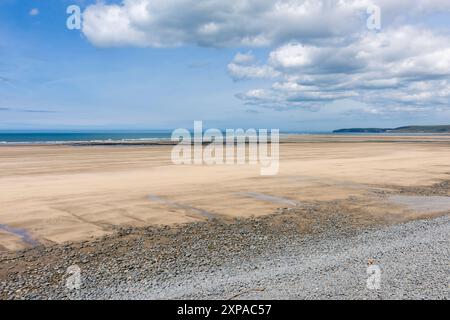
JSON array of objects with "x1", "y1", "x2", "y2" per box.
[
  {"x1": 333, "y1": 125, "x2": 450, "y2": 133},
  {"x1": 391, "y1": 125, "x2": 450, "y2": 133},
  {"x1": 333, "y1": 128, "x2": 391, "y2": 133}
]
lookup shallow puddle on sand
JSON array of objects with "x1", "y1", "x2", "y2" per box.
[
  {"x1": 236, "y1": 192, "x2": 299, "y2": 206},
  {"x1": 0, "y1": 224, "x2": 39, "y2": 246},
  {"x1": 148, "y1": 194, "x2": 216, "y2": 220},
  {"x1": 388, "y1": 195, "x2": 450, "y2": 213}
]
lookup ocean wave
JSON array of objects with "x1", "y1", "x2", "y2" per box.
[{"x1": 0, "y1": 137, "x2": 173, "y2": 145}]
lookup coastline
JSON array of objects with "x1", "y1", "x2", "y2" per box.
[
  {"x1": 0, "y1": 135, "x2": 449, "y2": 299},
  {"x1": 1, "y1": 202, "x2": 448, "y2": 299},
  {"x1": 1, "y1": 135, "x2": 450, "y2": 251},
  {"x1": 2, "y1": 133, "x2": 450, "y2": 147}
]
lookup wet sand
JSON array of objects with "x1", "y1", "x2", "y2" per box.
[{"x1": 1, "y1": 135, "x2": 450, "y2": 251}]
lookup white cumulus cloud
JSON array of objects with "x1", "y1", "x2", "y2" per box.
[
  {"x1": 235, "y1": 26, "x2": 450, "y2": 111},
  {"x1": 79, "y1": 0, "x2": 450, "y2": 113},
  {"x1": 81, "y1": 0, "x2": 450, "y2": 48}
]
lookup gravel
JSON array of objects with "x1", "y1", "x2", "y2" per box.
[
  {"x1": 1, "y1": 211, "x2": 448, "y2": 300},
  {"x1": 96, "y1": 215, "x2": 450, "y2": 300}
]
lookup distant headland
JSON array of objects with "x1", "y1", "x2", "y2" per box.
[{"x1": 333, "y1": 125, "x2": 450, "y2": 133}]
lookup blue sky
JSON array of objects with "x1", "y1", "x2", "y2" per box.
[{"x1": 1, "y1": 0, "x2": 450, "y2": 131}]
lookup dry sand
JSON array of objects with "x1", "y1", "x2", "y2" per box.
[{"x1": 1, "y1": 135, "x2": 450, "y2": 251}]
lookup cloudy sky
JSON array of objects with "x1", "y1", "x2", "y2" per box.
[{"x1": 1, "y1": 0, "x2": 450, "y2": 131}]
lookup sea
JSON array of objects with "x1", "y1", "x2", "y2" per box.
[
  {"x1": 0, "y1": 131, "x2": 174, "y2": 144},
  {"x1": 0, "y1": 130, "x2": 324, "y2": 144},
  {"x1": 0, "y1": 130, "x2": 441, "y2": 144}
]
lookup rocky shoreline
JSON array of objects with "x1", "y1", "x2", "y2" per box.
[{"x1": 1, "y1": 197, "x2": 448, "y2": 299}]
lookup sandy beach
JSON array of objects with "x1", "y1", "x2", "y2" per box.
[
  {"x1": 0, "y1": 135, "x2": 449, "y2": 299},
  {"x1": 4, "y1": 0, "x2": 450, "y2": 303},
  {"x1": 1, "y1": 135, "x2": 450, "y2": 251}
]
